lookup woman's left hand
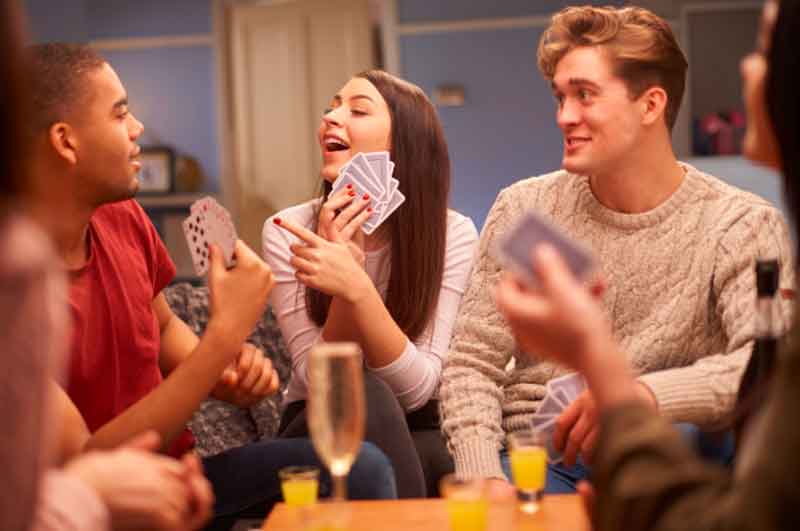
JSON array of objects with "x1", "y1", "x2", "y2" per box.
[{"x1": 274, "y1": 217, "x2": 372, "y2": 302}]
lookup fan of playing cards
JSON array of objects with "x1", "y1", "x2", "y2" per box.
[
  {"x1": 182, "y1": 196, "x2": 237, "y2": 276},
  {"x1": 530, "y1": 373, "x2": 587, "y2": 463},
  {"x1": 332, "y1": 151, "x2": 405, "y2": 235}
]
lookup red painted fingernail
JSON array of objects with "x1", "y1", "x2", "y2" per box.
[
  {"x1": 363, "y1": 194, "x2": 370, "y2": 200},
  {"x1": 348, "y1": 190, "x2": 356, "y2": 197},
  {"x1": 367, "y1": 207, "x2": 373, "y2": 213},
  {"x1": 273, "y1": 218, "x2": 282, "y2": 225},
  {"x1": 346, "y1": 183, "x2": 353, "y2": 189}
]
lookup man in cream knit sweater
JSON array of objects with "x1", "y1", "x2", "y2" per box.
[{"x1": 440, "y1": 5, "x2": 793, "y2": 493}]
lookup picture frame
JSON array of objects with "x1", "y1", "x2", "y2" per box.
[{"x1": 137, "y1": 146, "x2": 176, "y2": 194}]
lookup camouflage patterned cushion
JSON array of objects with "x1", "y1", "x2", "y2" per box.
[{"x1": 164, "y1": 282, "x2": 291, "y2": 457}]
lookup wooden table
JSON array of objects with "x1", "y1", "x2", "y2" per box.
[{"x1": 262, "y1": 495, "x2": 589, "y2": 530}]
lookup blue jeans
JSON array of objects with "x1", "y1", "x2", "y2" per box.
[
  {"x1": 500, "y1": 424, "x2": 734, "y2": 494},
  {"x1": 202, "y1": 438, "x2": 397, "y2": 530}
]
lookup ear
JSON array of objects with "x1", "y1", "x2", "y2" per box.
[
  {"x1": 47, "y1": 122, "x2": 79, "y2": 166},
  {"x1": 640, "y1": 86, "x2": 669, "y2": 127}
]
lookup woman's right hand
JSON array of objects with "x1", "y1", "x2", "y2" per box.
[
  {"x1": 318, "y1": 186, "x2": 373, "y2": 266},
  {"x1": 64, "y1": 431, "x2": 213, "y2": 530}
]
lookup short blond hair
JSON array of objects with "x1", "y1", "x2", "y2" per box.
[{"x1": 538, "y1": 6, "x2": 688, "y2": 131}]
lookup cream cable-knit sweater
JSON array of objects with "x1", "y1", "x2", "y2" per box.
[{"x1": 440, "y1": 163, "x2": 794, "y2": 480}]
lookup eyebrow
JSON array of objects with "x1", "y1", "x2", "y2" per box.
[
  {"x1": 332, "y1": 94, "x2": 376, "y2": 104},
  {"x1": 551, "y1": 78, "x2": 602, "y2": 91},
  {"x1": 112, "y1": 97, "x2": 128, "y2": 111}
]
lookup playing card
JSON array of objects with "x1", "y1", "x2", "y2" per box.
[
  {"x1": 496, "y1": 211, "x2": 594, "y2": 287},
  {"x1": 184, "y1": 196, "x2": 238, "y2": 274},
  {"x1": 349, "y1": 153, "x2": 387, "y2": 192},
  {"x1": 531, "y1": 412, "x2": 555, "y2": 427},
  {"x1": 536, "y1": 393, "x2": 564, "y2": 416},
  {"x1": 204, "y1": 201, "x2": 237, "y2": 267},
  {"x1": 532, "y1": 418, "x2": 563, "y2": 463},
  {"x1": 332, "y1": 152, "x2": 404, "y2": 236},
  {"x1": 548, "y1": 373, "x2": 587, "y2": 402},
  {"x1": 363, "y1": 151, "x2": 392, "y2": 189},
  {"x1": 552, "y1": 388, "x2": 572, "y2": 408},
  {"x1": 182, "y1": 213, "x2": 210, "y2": 276},
  {"x1": 374, "y1": 190, "x2": 406, "y2": 227}
]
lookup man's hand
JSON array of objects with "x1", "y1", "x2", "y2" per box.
[
  {"x1": 207, "y1": 241, "x2": 274, "y2": 353},
  {"x1": 554, "y1": 390, "x2": 600, "y2": 467},
  {"x1": 554, "y1": 384, "x2": 657, "y2": 467},
  {"x1": 211, "y1": 343, "x2": 280, "y2": 408}
]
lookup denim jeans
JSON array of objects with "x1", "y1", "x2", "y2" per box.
[{"x1": 202, "y1": 438, "x2": 397, "y2": 531}]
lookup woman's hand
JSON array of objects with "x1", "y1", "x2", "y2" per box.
[
  {"x1": 274, "y1": 217, "x2": 373, "y2": 302},
  {"x1": 317, "y1": 185, "x2": 372, "y2": 267},
  {"x1": 494, "y1": 244, "x2": 616, "y2": 373}
]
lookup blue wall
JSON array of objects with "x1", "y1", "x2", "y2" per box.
[
  {"x1": 22, "y1": 0, "x2": 219, "y2": 192},
  {"x1": 401, "y1": 28, "x2": 562, "y2": 226}
]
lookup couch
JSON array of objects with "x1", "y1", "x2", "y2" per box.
[{"x1": 164, "y1": 282, "x2": 292, "y2": 457}]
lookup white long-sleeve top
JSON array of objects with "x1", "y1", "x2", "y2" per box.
[{"x1": 262, "y1": 199, "x2": 479, "y2": 412}]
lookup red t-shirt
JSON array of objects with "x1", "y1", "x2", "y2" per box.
[{"x1": 67, "y1": 199, "x2": 193, "y2": 456}]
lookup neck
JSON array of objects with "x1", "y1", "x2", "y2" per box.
[
  {"x1": 588, "y1": 134, "x2": 684, "y2": 214},
  {"x1": 27, "y1": 162, "x2": 95, "y2": 270}
]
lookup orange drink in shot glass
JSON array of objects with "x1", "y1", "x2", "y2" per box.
[
  {"x1": 279, "y1": 466, "x2": 320, "y2": 507},
  {"x1": 439, "y1": 474, "x2": 488, "y2": 531},
  {"x1": 508, "y1": 430, "x2": 547, "y2": 514}
]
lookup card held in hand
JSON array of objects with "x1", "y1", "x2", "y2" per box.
[
  {"x1": 496, "y1": 211, "x2": 594, "y2": 286},
  {"x1": 183, "y1": 196, "x2": 238, "y2": 276},
  {"x1": 331, "y1": 151, "x2": 405, "y2": 235}
]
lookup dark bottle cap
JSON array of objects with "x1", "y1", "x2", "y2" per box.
[{"x1": 756, "y1": 259, "x2": 779, "y2": 297}]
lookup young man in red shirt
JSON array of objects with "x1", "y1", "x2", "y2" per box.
[{"x1": 25, "y1": 43, "x2": 396, "y2": 530}]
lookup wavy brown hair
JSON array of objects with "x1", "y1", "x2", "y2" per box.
[
  {"x1": 306, "y1": 70, "x2": 450, "y2": 341},
  {"x1": 537, "y1": 5, "x2": 688, "y2": 131}
]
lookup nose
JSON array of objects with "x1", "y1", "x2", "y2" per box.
[
  {"x1": 557, "y1": 98, "x2": 580, "y2": 130},
  {"x1": 322, "y1": 106, "x2": 345, "y2": 127},
  {"x1": 129, "y1": 113, "x2": 144, "y2": 140}
]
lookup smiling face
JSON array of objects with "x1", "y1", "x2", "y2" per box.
[
  {"x1": 741, "y1": 0, "x2": 780, "y2": 169},
  {"x1": 317, "y1": 77, "x2": 392, "y2": 182},
  {"x1": 551, "y1": 46, "x2": 648, "y2": 177},
  {"x1": 73, "y1": 63, "x2": 145, "y2": 203}
]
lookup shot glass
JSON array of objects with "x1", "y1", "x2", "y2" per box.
[
  {"x1": 279, "y1": 466, "x2": 320, "y2": 507},
  {"x1": 507, "y1": 429, "x2": 548, "y2": 514},
  {"x1": 439, "y1": 474, "x2": 488, "y2": 531}
]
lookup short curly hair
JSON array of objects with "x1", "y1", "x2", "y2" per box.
[
  {"x1": 537, "y1": 6, "x2": 688, "y2": 131},
  {"x1": 25, "y1": 43, "x2": 106, "y2": 138}
]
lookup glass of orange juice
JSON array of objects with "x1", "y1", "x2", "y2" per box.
[
  {"x1": 507, "y1": 430, "x2": 547, "y2": 514},
  {"x1": 439, "y1": 474, "x2": 488, "y2": 531},
  {"x1": 279, "y1": 466, "x2": 320, "y2": 507}
]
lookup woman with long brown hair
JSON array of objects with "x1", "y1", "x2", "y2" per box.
[
  {"x1": 263, "y1": 70, "x2": 478, "y2": 497},
  {"x1": 495, "y1": 0, "x2": 800, "y2": 528}
]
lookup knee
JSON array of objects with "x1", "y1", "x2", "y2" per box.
[
  {"x1": 363, "y1": 372, "x2": 405, "y2": 419},
  {"x1": 348, "y1": 442, "x2": 398, "y2": 500}
]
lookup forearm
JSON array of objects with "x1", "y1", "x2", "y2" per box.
[
  {"x1": 324, "y1": 281, "x2": 407, "y2": 368},
  {"x1": 580, "y1": 342, "x2": 643, "y2": 413},
  {"x1": 85, "y1": 323, "x2": 237, "y2": 452},
  {"x1": 158, "y1": 312, "x2": 200, "y2": 375}
]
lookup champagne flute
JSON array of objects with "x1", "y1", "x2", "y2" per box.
[{"x1": 308, "y1": 342, "x2": 366, "y2": 501}]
